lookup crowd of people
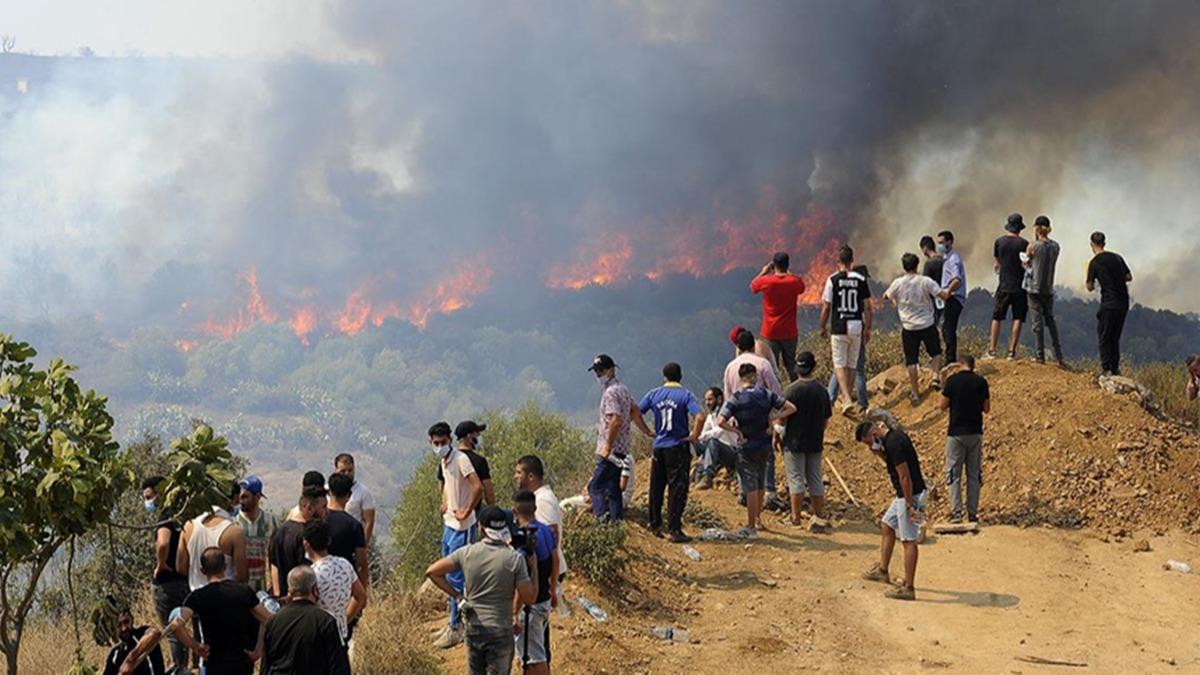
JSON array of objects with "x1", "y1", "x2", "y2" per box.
[{"x1": 104, "y1": 214, "x2": 1155, "y2": 674}]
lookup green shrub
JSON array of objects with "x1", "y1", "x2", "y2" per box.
[
  {"x1": 1130, "y1": 361, "x2": 1199, "y2": 427},
  {"x1": 561, "y1": 510, "x2": 628, "y2": 586},
  {"x1": 682, "y1": 499, "x2": 726, "y2": 529}
]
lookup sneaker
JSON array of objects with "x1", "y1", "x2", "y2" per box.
[
  {"x1": 668, "y1": 531, "x2": 693, "y2": 543},
  {"x1": 808, "y1": 515, "x2": 831, "y2": 531},
  {"x1": 931, "y1": 378, "x2": 942, "y2": 391},
  {"x1": 840, "y1": 401, "x2": 857, "y2": 417},
  {"x1": 982, "y1": 351, "x2": 998, "y2": 360},
  {"x1": 1006, "y1": 351, "x2": 1017, "y2": 361},
  {"x1": 433, "y1": 625, "x2": 463, "y2": 649},
  {"x1": 734, "y1": 527, "x2": 758, "y2": 539},
  {"x1": 697, "y1": 474, "x2": 714, "y2": 490},
  {"x1": 862, "y1": 565, "x2": 891, "y2": 583},
  {"x1": 908, "y1": 392, "x2": 921, "y2": 406},
  {"x1": 884, "y1": 586, "x2": 916, "y2": 601},
  {"x1": 947, "y1": 515, "x2": 962, "y2": 525}
]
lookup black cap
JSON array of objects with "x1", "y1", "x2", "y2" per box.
[
  {"x1": 455, "y1": 420, "x2": 487, "y2": 439},
  {"x1": 587, "y1": 354, "x2": 617, "y2": 372},
  {"x1": 478, "y1": 505, "x2": 512, "y2": 531},
  {"x1": 1034, "y1": 215, "x2": 1050, "y2": 227},
  {"x1": 796, "y1": 351, "x2": 817, "y2": 376},
  {"x1": 1005, "y1": 213, "x2": 1026, "y2": 232}
]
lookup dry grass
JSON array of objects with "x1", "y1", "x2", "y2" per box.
[
  {"x1": 18, "y1": 591, "x2": 159, "y2": 675},
  {"x1": 351, "y1": 582, "x2": 444, "y2": 675}
]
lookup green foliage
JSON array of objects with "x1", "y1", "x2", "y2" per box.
[
  {"x1": 158, "y1": 423, "x2": 242, "y2": 523},
  {"x1": 681, "y1": 500, "x2": 726, "y2": 530},
  {"x1": 1130, "y1": 361, "x2": 1200, "y2": 427},
  {"x1": 561, "y1": 510, "x2": 628, "y2": 586},
  {"x1": 388, "y1": 404, "x2": 594, "y2": 583},
  {"x1": 0, "y1": 334, "x2": 132, "y2": 674}
]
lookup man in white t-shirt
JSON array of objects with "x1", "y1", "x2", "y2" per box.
[
  {"x1": 884, "y1": 253, "x2": 951, "y2": 405},
  {"x1": 333, "y1": 453, "x2": 377, "y2": 545},
  {"x1": 515, "y1": 455, "x2": 568, "y2": 587},
  {"x1": 430, "y1": 421, "x2": 483, "y2": 649}
]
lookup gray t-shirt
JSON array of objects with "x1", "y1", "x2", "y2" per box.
[
  {"x1": 448, "y1": 539, "x2": 529, "y2": 633},
  {"x1": 1025, "y1": 239, "x2": 1060, "y2": 295}
]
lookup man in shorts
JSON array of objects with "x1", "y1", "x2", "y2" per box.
[
  {"x1": 821, "y1": 245, "x2": 873, "y2": 415},
  {"x1": 780, "y1": 352, "x2": 832, "y2": 528},
  {"x1": 988, "y1": 213, "x2": 1030, "y2": 359},
  {"x1": 511, "y1": 491, "x2": 557, "y2": 675},
  {"x1": 856, "y1": 421, "x2": 928, "y2": 601},
  {"x1": 717, "y1": 363, "x2": 796, "y2": 536},
  {"x1": 883, "y1": 253, "x2": 950, "y2": 405}
]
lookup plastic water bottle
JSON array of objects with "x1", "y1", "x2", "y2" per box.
[
  {"x1": 556, "y1": 589, "x2": 571, "y2": 617},
  {"x1": 256, "y1": 591, "x2": 281, "y2": 614},
  {"x1": 576, "y1": 596, "x2": 608, "y2": 622},
  {"x1": 682, "y1": 545, "x2": 701, "y2": 562},
  {"x1": 672, "y1": 628, "x2": 690, "y2": 644},
  {"x1": 650, "y1": 626, "x2": 673, "y2": 640},
  {"x1": 1166, "y1": 560, "x2": 1193, "y2": 574}
]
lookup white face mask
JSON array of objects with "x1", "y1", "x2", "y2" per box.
[
  {"x1": 474, "y1": 435, "x2": 484, "y2": 451},
  {"x1": 433, "y1": 443, "x2": 452, "y2": 459},
  {"x1": 871, "y1": 438, "x2": 884, "y2": 452}
]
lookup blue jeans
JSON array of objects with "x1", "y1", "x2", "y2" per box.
[
  {"x1": 443, "y1": 524, "x2": 476, "y2": 628},
  {"x1": 588, "y1": 457, "x2": 625, "y2": 521},
  {"x1": 698, "y1": 439, "x2": 738, "y2": 479},
  {"x1": 828, "y1": 341, "x2": 869, "y2": 409}
]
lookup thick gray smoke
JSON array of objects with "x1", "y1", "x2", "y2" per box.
[{"x1": 1, "y1": 0, "x2": 1198, "y2": 327}]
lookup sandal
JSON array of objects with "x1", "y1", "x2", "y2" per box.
[
  {"x1": 884, "y1": 586, "x2": 916, "y2": 601},
  {"x1": 862, "y1": 565, "x2": 891, "y2": 584}
]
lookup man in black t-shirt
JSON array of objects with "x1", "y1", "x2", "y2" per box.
[
  {"x1": 142, "y1": 475, "x2": 190, "y2": 674},
  {"x1": 939, "y1": 355, "x2": 991, "y2": 523},
  {"x1": 1086, "y1": 231, "x2": 1133, "y2": 376},
  {"x1": 988, "y1": 213, "x2": 1030, "y2": 359},
  {"x1": 163, "y1": 547, "x2": 271, "y2": 675},
  {"x1": 102, "y1": 608, "x2": 164, "y2": 675},
  {"x1": 856, "y1": 421, "x2": 928, "y2": 601},
  {"x1": 781, "y1": 351, "x2": 833, "y2": 528},
  {"x1": 327, "y1": 473, "x2": 369, "y2": 586},
  {"x1": 271, "y1": 485, "x2": 327, "y2": 597},
  {"x1": 920, "y1": 235, "x2": 945, "y2": 328}
]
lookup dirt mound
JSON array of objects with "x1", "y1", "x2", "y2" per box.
[{"x1": 817, "y1": 359, "x2": 1200, "y2": 535}]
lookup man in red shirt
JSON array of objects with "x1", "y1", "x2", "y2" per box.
[{"x1": 751, "y1": 251, "x2": 806, "y2": 382}]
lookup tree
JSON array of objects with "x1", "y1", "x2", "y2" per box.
[{"x1": 0, "y1": 335, "x2": 132, "y2": 675}]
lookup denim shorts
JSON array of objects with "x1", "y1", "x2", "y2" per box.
[
  {"x1": 736, "y1": 452, "x2": 770, "y2": 492},
  {"x1": 882, "y1": 490, "x2": 928, "y2": 541}
]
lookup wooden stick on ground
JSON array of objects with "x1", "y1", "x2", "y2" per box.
[
  {"x1": 824, "y1": 456, "x2": 860, "y2": 507},
  {"x1": 1014, "y1": 655, "x2": 1088, "y2": 668}
]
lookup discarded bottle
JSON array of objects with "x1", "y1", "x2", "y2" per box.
[
  {"x1": 650, "y1": 626, "x2": 691, "y2": 643},
  {"x1": 673, "y1": 628, "x2": 690, "y2": 644},
  {"x1": 682, "y1": 545, "x2": 701, "y2": 562},
  {"x1": 256, "y1": 590, "x2": 281, "y2": 614},
  {"x1": 1166, "y1": 560, "x2": 1193, "y2": 574},
  {"x1": 576, "y1": 596, "x2": 608, "y2": 622},
  {"x1": 556, "y1": 590, "x2": 571, "y2": 617}
]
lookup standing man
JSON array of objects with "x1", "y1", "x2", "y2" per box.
[
  {"x1": 638, "y1": 362, "x2": 705, "y2": 542},
  {"x1": 1086, "y1": 231, "x2": 1133, "y2": 376},
  {"x1": 827, "y1": 265, "x2": 872, "y2": 413},
  {"x1": 439, "y1": 421, "x2": 495, "y2": 517},
  {"x1": 988, "y1": 213, "x2": 1030, "y2": 360},
  {"x1": 939, "y1": 355, "x2": 990, "y2": 524},
  {"x1": 780, "y1": 352, "x2": 832, "y2": 528},
  {"x1": 1186, "y1": 355, "x2": 1200, "y2": 401},
  {"x1": 511, "y1": 491, "x2": 558, "y2": 675},
  {"x1": 750, "y1": 251, "x2": 807, "y2": 382},
  {"x1": 938, "y1": 230, "x2": 968, "y2": 365},
  {"x1": 856, "y1": 420, "x2": 928, "y2": 601},
  {"x1": 236, "y1": 475, "x2": 277, "y2": 594},
  {"x1": 883, "y1": 253, "x2": 950, "y2": 404},
  {"x1": 326, "y1": 473, "x2": 370, "y2": 587},
  {"x1": 270, "y1": 485, "x2": 328, "y2": 598},
  {"x1": 431, "y1": 420, "x2": 484, "y2": 649},
  {"x1": 260, "y1": 566, "x2": 351, "y2": 675},
  {"x1": 821, "y1": 245, "x2": 873, "y2": 415},
  {"x1": 303, "y1": 519, "x2": 367, "y2": 646},
  {"x1": 694, "y1": 387, "x2": 741, "y2": 492},
  {"x1": 333, "y1": 454, "x2": 377, "y2": 546},
  {"x1": 176, "y1": 548, "x2": 272, "y2": 675},
  {"x1": 723, "y1": 329, "x2": 783, "y2": 503},
  {"x1": 920, "y1": 236, "x2": 945, "y2": 329},
  {"x1": 587, "y1": 354, "x2": 653, "y2": 523},
  {"x1": 717, "y1": 364, "x2": 797, "y2": 536},
  {"x1": 1024, "y1": 215, "x2": 1065, "y2": 365},
  {"x1": 142, "y1": 476, "x2": 190, "y2": 675},
  {"x1": 426, "y1": 506, "x2": 537, "y2": 675},
  {"x1": 514, "y1": 455, "x2": 568, "y2": 601},
  {"x1": 178, "y1": 484, "x2": 247, "y2": 591}
]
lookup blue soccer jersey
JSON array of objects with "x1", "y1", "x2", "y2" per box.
[{"x1": 639, "y1": 383, "x2": 703, "y2": 449}]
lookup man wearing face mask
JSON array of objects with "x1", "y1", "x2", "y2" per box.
[
  {"x1": 856, "y1": 420, "x2": 928, "y2": 601},
  {"x1": 438, "y1": 421, "x2": 496, "y2": 521},
  {"x1": 587, "y1": 354, "x2": 654, "y2": 522},
  {"x1": 938, "y1": 230, "x2": 967, "y2": 365},
  {"x1": 430, "y1": 421, "x2": 484, "y2": 649},
  {"x1": 142, "y1": 476, "x2": 189, "y2": 675}
]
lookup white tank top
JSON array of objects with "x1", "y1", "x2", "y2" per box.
[{"x1": 187, "y1": 513, "x2": 235, "y2": 590}]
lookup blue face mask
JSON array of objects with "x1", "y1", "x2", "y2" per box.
[
  {"x1": 143, "y1": 499, "x2": 157, "y2": 513},
  {"x1": 936, "y1": 243, "x2": 949, "y2": 255}
]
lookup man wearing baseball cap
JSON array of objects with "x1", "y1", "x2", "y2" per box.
[
  {"x1": 436, "y1": 421, "x2": 495, "y2": 520},
  {"x1": 988, "y1": 213, "x2": 1030, "y2": 359},
  {"x1": 426, "y1": 505, "x2": 536, "y2": 675},
  {"x1": 587, "y1": 354, "x2": 653, "y2": 522},
  {"x1": 751, "y1": 251, "x2": 807, "y2": 382},
  {"x1": 236, "y1": 474, "x2": 277, "y2": 594}
]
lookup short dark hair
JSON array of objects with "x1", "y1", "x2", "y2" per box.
[
  {"x1": 302, "y1": 518, "x2": 330, "y2": 552},
  {"x1": 428, "y1": 421, "x2": 452, "y2": 438},
  {"x1": 516, "y1": 455, "x2": 544, "y2": 480},
  {"x1": 141, "y1": 476, "x2": 164, "y2": 491},
  {"x1": 327, "y1": 472, "x2": 353, "y2": 500},
  {"x1": 302, "y1": 471, "x2": 325, "y2": 488},
  {"x1": 937, "y1": 230, "x2": 954, "y2": 243},
  {"x1": 919, "y1": 236, "x2": 935, "y2": 252},
  {"x1": 512, "y1": 490, "x2": 536, "y2": 506},
  {"x1": 334, "y1": 453, "x2": 354, "y2": 467},
  {"x1": 772, "y1": 251, "x2": 790, "y2": 271},
  {"x1": 837, "y1": 245, "x2": 854, "y2": 266},
  {"x1": 738, "y1": 363, "x2": 758, "y2": 379},
  {"x1": 854, "y1": 421, "x2": 877, "y2": 443},
  {"x1": 961, "y1": 354, "x2": 976, "y2": 370},
  {"x1": 662, "y1": 362, "x2": 682, "y2": 383},
  {"x1": 705, "y1": 386, "x2": 723, "y2": 400},
  {"x1": 901, "y1": 253, "x2": 920, "y2": 273},
  {"x1": 200, "y1": 547, "x2": 226, "y2": 575},
  {"x1": 736, "y1": 329, "x2": 756, "y2": 353},
  {"x1": 299, "y1": 485, "x2": 327, "y2": 507},
  {"x1": 1090, "y1": 231, "x2": 1106, "y2": 247}
]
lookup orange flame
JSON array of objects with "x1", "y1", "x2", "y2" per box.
[
  {"x1": 198, "y1": 268, "x2": 278, "y2": 340},
  {"x1": 409, "y1": 258, "x2": 495, "y2": 330},
  {"x1": 175, "y1": 339, "x2": 199, "y2": 353},
  {"x1": 546, "y1": 233, "x2": 634, "y2": 289}
]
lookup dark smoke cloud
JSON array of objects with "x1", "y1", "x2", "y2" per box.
[{"x1": 1, "y1": 0, "x2": 1198, "y2": 326}]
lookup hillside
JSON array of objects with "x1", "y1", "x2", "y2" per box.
[{"x1": 425, "y1": 359, "x2": 1200, "y2": 673}]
